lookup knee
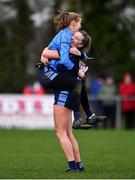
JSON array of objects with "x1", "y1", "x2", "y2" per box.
[
  {"x1": 55, "y1": 129, "x2": 66, "y2": 140},
  {"x1": 67, "y1": 130, "x2": 74, "y2": 139}
]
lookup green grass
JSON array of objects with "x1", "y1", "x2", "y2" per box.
[{"x1": 0, "y1": 129, "x2": 135, "y2": 179}]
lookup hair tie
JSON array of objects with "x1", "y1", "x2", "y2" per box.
[{"x1": 56, "y1": 9, "x2": 68, "y2": 15}]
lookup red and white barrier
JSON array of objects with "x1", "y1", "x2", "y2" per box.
[{"x1": 0, "y1": 94, "x2": 54, "y2": 129}]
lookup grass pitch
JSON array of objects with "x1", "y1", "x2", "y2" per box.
[{"x1": 0, "y1": 129, "x2": 135, "y2": 179}]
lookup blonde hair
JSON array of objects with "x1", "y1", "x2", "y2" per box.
[
  {"x1": 79, "y1": 30, "x2": 92, "y2": 52},
  {"x1": 54, "y1": 10, "x2": 81, "y2": 32}
]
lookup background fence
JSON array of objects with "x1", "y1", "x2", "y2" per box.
[
  {"x1": 0, "y1": 94, "x2": 135, "y2": 129},
  {"x1": 88, "y1": 95, "x2": 135, "y2": 129}
]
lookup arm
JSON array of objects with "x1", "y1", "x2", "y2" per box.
[
  {"x1": 70, "y1": 48, "x2": 90, "y2": 64},
  {"x1": 40, "y1": 47, "x2": 60, "y2": 64},
  {"x1": 41, "y1": 47, "x2": 60, "y2": 59},
  {"x1": 70, "y1": 47, "x2": 81, "y2": 56}
]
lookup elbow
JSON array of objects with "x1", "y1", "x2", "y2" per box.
[
  {"x1": 40, "y1": 57, "x2": 45, "y2": 63},
  {"x1": 42, "y1": 48, "x2": 48, "y2": 58}
]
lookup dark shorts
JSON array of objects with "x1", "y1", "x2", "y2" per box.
[
  {"x1": 54, "y1": 90, "x2": 80, "y2": 111},
  {"x1": 37, "y1": 67, "x2": 57, "y2": 87},
  {"x1": 37, "y1": 66, "x2": 78, "y2": 91}
]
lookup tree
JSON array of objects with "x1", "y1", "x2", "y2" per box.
[
  {"x1": 0, "y1": 0, "x2": 34, "y2": 93},
  {"x1": 70, "y1": 0, "x2": 135, "y2": 81}
]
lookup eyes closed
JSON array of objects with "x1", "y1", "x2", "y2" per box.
[{"x1": 73, "y1": 34, "x2": 83, "y2": 44}]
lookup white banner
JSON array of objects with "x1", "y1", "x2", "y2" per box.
[{"x1": 0, "y1": 94, "x2": 54, "y2": 129}]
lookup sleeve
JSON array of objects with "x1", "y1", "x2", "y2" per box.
[
  {"x1": 80, "y1": 52, "x2": 89, "y2": 64},
  {"x1": 58, "y1": 33, "x2": 74, "y2": 70}
]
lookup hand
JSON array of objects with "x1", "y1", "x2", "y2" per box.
[
  {"x1": 78, "y1": 69, "x2": 85, "y2": 79},
  {"x1": 78, "y1": 65, "x2": 88, "y2": 79},
  {"x1": 40, "y1": 57, "x2": 50, "y2": 65},
  {"x1": 70, "y1": 47, "x2": 81, "y2": 56},
  {"x1": 80, "y1": 64, "x2": 88, "y2": 73}
]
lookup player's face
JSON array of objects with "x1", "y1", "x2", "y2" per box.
[
  {"x1": 71, "y1": 31, "x2": 83, "y2": 48},
  {"x1": 72, "y1": 19, "x2": 82, "y2": 32},
  {"x1": 75, "y1": 19, "x2": 81, "y2": 31}
]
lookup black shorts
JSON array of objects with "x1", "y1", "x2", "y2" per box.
[
  {"x1": 54, "y1": 90, "x2": 80, "y2": 111},
  {"x1": 37, "y1": 67, "x2": 52, "y2": 87},
  {"x1": 37, "y1": 67, "x2": 79, "y2": 91}
]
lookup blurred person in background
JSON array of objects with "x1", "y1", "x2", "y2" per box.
[
  {"x1": 98, "y1": 76, "x2": 117, "y2": 129},
  {"x1": 23, "y1": 81, "x2": 45, "y2": 95},
  {"x1": 23, "y1": 83, "x2": 33, "y2": 95},
  {"x1": 90, "y1": 75, "x2": 105, "y2": 115},
  {"x1": 33, "y1": 81, "x2": 45, "y2": 95},
  {"x1": 119, "y1": 73, "x2": 135, "y2": 129}
]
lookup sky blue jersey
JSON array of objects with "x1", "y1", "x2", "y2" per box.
[{"x1": 46, "y1": 27, "x2": 74, "y2": 71}]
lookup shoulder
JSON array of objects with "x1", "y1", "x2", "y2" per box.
[
  {"x1": 60, "y1": 28, "x2": 72, "y2": 43},
  {"x1": 48, "y1": 31, "x2": 61, "y2": 48}
]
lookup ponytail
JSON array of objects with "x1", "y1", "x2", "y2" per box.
[
  {"x1": 80, "y1": 30, "x2": 92, "y2": 52},
  {"x1": 54, "y1": 10, "x2": 81, "y2": 32}
]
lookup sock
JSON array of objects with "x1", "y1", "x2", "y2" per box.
[
  {"x1": 74, "y1": 111, "x2": 81, "y2": 121},
  {"x1": 88, "y1": 113, "x2": 95, "y2": 119},
  {"x1": 77, "y1": 161, "x2": 85, "y2": 171},
  {"x1": 85, "y1": 108, "x2": 93, "y2": 118},
  {"x1": 86, "y1": 113, "x2": 95, "y2": 124},
  {"x1": 68, "y1": 161, "x2": 78, "y2": 170}
]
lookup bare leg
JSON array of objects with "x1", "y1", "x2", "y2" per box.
[
  {"x1": 53, "y1": 105, "x2": 75, "y2": 161},
  {"x1": 67, "y1": 111, "x2": 81, "y2": 162}
]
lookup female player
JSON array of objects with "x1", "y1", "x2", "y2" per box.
[
  {"x1": 37, "y1": 10, "x2": 83, "y2": 90},
  {"x1": 41, "y1": 30, "x2": 106, "y2": 129},
  {"x1": 37, "y1": 10, "x2": 86, "y2": 172}
]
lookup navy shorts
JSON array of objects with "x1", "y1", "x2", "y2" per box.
[
  {"x1": 54, "y1": 90, "x2": 80, "y2": 111},
  {"x1": 37, "y1": 66, "x2": 79, "y2": 91}
]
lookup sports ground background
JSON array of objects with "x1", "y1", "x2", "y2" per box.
[
  {"x1": 0, "y1": 1, "x2": 135, "y2": 179},
  {"x1": 0, "y1": 95, "x2": 135, "y2": 179},
  {"x1": 0, "y1": 129, "x2": 135, "y2": 179}
]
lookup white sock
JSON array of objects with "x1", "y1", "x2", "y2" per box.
[{"x1": 88, "y1": 113, "x2": 95, "y2": 119}]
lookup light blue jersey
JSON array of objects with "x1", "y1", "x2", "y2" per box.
[{"x1": 44, "y1": 28, "x2": 74, "y2": 72}]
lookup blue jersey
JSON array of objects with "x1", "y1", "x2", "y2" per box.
[
  {"x1": 43, "y1": 27, "x2": 88, "y2": 80},
  {"x1": 46, "y1": 27, "x2": 74, "y2": 71}
]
